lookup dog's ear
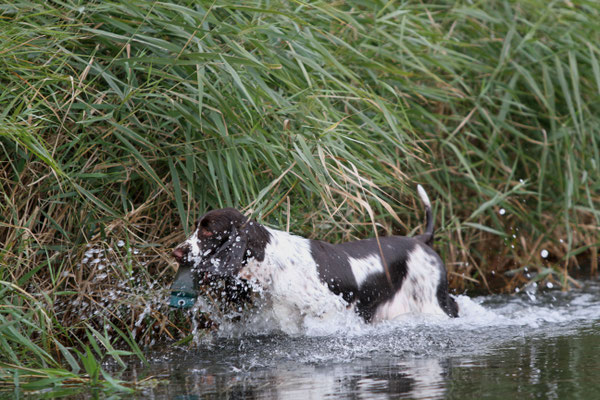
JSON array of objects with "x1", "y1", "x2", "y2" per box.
[{"x1": 208, "y1": 225, "x2": 248, "y2": 275}]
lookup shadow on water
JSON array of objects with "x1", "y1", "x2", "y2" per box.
[{"x1": 123, "y1": 280, "x2": 600, "y2": 399}]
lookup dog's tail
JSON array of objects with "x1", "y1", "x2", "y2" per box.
[{"x1": 416, "y1": 184, "x2": 434, "y2": 246}]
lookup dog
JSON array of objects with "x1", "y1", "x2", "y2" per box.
[{"x1": 172, "y1": 185, "x2": 458, "y2": 325}]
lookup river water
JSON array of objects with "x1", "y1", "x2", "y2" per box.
[{"x1": 127, "y1": 279, "x2": 600, "y2": 399}]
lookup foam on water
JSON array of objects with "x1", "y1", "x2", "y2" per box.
[
  {"x1": 214, "y1": 294, "x2": 368, "y2": 338},
  {"x1": 192, "y1": 279, "x2": 600, "y2": 365}
]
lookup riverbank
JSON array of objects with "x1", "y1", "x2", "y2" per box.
[{"x1": 1, "y1": 0, "x2": 599, "y2": 394}]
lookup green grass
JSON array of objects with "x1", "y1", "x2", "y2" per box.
[{"x1": 1, "y1": 0, "x2": 599, "y2": 394}]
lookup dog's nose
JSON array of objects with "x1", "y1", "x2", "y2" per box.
[{"x1": 173, "y1": 247, "x2": 185, "y2": 263}]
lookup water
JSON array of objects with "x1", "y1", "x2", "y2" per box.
[{"x1": 123, "y1": 279, "x2": 600, "y2": 399}]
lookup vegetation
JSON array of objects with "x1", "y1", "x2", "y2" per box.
[{"x1": 1, "y1": 0, "x2": 598, "y2": 394}]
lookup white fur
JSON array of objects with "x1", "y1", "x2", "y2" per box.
[
  {"x1": 181, "y1": 229, "x2": 203, "y2": 267},
  {"x1": 239, "y1": 228, "x2": 351, "y2": 333},
  {"x1": 187, "y1": 229, "x2": 200, "y2": 257},
  {"x1": 417, "y1": 184, "x2": 431, "y2": 208},
  {"x1": 349, "y1": 254, "x2": 383, "y2": 287},
  {"x1": 372, "y1": 245, "x2": 445, "y2": 322}
]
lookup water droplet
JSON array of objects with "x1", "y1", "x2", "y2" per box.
[{"x1": 499, "y1": 208, "x2": 506, "y2": 215}]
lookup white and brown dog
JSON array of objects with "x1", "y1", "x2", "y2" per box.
[{"x1": 172, "y1": 185, "x2": 458, "y2": 324}]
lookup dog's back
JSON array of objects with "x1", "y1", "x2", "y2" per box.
[{"x1": 308, "y1": 185, "x2": 458, "y2": 321}]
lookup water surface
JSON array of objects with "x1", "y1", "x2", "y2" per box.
[{"x1": 129, "y1": 279, "x2": 600, "y2": 399}]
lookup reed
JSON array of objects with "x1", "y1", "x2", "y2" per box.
[{"x1": 1, "y1": 0, "x2": 599, "y2": 393}]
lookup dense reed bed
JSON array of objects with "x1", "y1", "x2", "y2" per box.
[{"x1": 1, "y1": 0, "x2": 598, "y2": 394}]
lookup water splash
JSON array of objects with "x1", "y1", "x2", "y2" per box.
[
  {"x1": 193, "y1": 279, "x2": 600, "y2": 351},
  {"x1": 103, "y1": 280, "x2": 600, "y2": 400},
  {"x1": 152, "y1": 281, "x2": 600, "y2": 378}
]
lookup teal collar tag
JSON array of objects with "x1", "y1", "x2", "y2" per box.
[{"x1": 169, "y1": 291, "x2": 197, "y2": 309}]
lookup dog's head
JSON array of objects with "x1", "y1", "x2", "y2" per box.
[{"x1": 172, "y1": 208, "x2": 269, "y2": 277}]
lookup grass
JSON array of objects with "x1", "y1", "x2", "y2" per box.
[{"x1": 1, "y1": 0, "x2": 599, "y2": 394}]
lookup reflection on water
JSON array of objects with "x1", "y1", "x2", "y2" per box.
[
  {"x1": 141, "y1": 352, "x2": 449, "y2": 399},
  {"x1": 448, "y1": 327, "x2": 600, "y2": 400},
  {"x1": 124, "y1": 280, "x2": 600, "y2": 399}
]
